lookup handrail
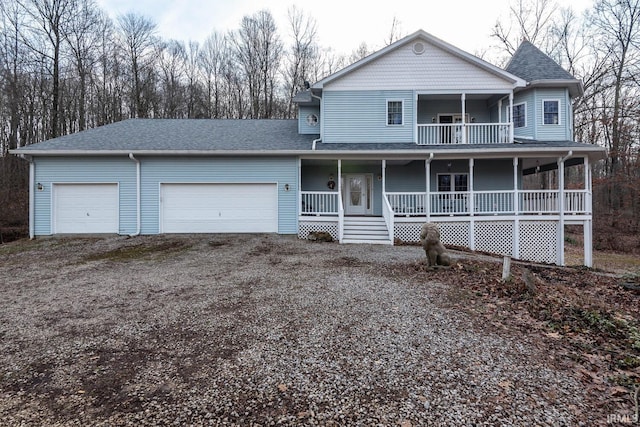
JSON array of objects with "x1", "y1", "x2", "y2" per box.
[{"x1": 382, "y1": 194, "x2": 395, "y2": 244}]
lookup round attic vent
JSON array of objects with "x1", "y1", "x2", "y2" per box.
[
  {"x1": 412, "y1": 42, "x2": 425, "y2": 55},
  {"x1": 306, "y1": 113, "x2": 318, "y2": 126}
]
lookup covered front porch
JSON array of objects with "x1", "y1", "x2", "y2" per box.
[{"x1": 298, "y1": 155, "x2": 593, "y2": 266}]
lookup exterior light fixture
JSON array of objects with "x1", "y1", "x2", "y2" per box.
[
  {"x1": 284, "y1": 184, "x2": 290, "y2": 191},
  {"x1": 37, "y1": 183, "x2": 44, "y2": 191}
]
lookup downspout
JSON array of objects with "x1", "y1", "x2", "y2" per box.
[
  {"x1": 311, "y1": 91, "x2": 322, "y2": 150},
  {"x1": 23, "y1": 155, "x2": 35, "y2": 239},
  {"x1": 128, "y1": 153, "x2": 141, "y2": 237}
]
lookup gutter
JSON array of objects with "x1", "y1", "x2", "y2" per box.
[
  {"x1": 128, "y1": 153, "x2": 141, "y2": 237},
  {"x1": 560, "y1": 150, "x2": 573, "y2": 163},
  {"x1": 21, "y1": 155, "x2": 35, "y2": 239}
]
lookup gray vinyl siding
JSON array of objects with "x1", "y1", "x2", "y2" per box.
[
  {"x1": 417, "y1": 99, "x2": 491, "y2": 124},
  {"x1": 298, "y1": 106, "x2": 321, "y2": 135},
  {"x1": 534, "y1": 88, "x2": 571, "y2": 140},
  {"x1": 33, "y1": 156, "x2": 137, "y2": 235},
  {"x1": 512, "y1": 91, "x2": 535, "y2": 139},
  {"x1": 140, "y1": 157, "x2": 298, "y2": 234},
  {"x1": 473, "y1": 159, "x2": 520, "y2": 190},
  {"x1": 322, "y1": 90, "x2": 414, "y2": 143},
  {"x1": 386, "y1": 161, "x2": 427, "y2": 192}
]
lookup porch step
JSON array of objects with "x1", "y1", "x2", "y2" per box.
[{"x1": 342, "y1": 217, "x2": 391, "y2": 244}]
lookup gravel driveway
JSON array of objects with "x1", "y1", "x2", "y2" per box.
[{"x1": 0, "y1": 234, "x2": 587, "y2": 425}]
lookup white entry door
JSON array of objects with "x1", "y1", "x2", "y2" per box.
[{"x1": 344, "y1": 174, "x2": 372, "y2": 215}]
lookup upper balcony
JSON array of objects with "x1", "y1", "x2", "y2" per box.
[{"x1": 414, "y1": 93, "x2": 514, "y2": 145}]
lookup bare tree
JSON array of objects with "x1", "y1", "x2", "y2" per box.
[
  {"x1": 588, "y1": 0, "x2": 640, "y2": 175},
  {"x1": 492, "y1": 0, "x2": 559, "y2": 58},
  {"x1": 283, "y1": 6, "x2": 317, "y2": 118},
  {"x1": 232, "y1": 10, "x2": 283, "y2": 119},
  {"x1": 385, "y1": 16, "x2": 403, "y2": 45},
  {"x1": 116, "y1": 12, "x2": 158, "y2": 118},
  {"x1": 199, "y1": 31, "x2": 226, "y2": 118}
]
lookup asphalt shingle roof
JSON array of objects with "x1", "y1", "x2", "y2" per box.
[
  {"x1": 14, "y1": 119, "x2": 318, "y2": 152},
  {"x1": 506, "y1": 40, "x2": 576, "y2": 82}
]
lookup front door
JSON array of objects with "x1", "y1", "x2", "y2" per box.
[{"x1": 344, "y1": 174, "x2": 372, "y2": 215}]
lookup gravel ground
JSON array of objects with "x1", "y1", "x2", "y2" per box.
[{"x1": 0, "y1": 234, "x2": 590, "y2": 426}]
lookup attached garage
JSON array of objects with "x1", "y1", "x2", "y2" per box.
[
  {"x1": 53, "y1": 183, "x2": 119, "y2": 234},
  {"x1": 160, "y1": 183, "x2": 278, "y2": 233}
]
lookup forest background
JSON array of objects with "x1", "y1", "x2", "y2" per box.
[{"x1": 0, "y1": 0, "x2": 638, "y2": 253}]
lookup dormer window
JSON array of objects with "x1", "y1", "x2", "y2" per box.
[
  {"x1": 543, "y1": 100, "x2": 560, "y2": 125},
  {"x1": 387, "y1": 100, "x2": 403, "y2": 126}
]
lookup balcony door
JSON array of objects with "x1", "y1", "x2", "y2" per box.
[
  {"x1": 439, "y1": 114, "x2": 468, "y2": 144},
  {"x1": 343, "y1": 174, "x2": 373, "y2": 215}
]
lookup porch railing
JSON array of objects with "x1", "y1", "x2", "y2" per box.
[
  {"x1": 474, "y1": 191, "x2": 514, "y2": 214},
  {"x1": 416, "y1": 123, "x2": 512, "y2": 145},
  {"x1": 387, "y1": 192, "x2": 427, "y2": 215},
  {"x1": 382, "y1": 190, "x2": 589, "y2": 216},
  {"x1": 300, "y1": 191, "x2": 339, "y2": 215}
]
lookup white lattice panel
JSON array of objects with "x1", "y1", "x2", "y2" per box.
[
  {"x1": 519, "y1": 220, "x2": 558, "y2": 264},
  {"x1": 298, "y1": 220, "x2": 339, "y2": 241},
  {"x1": 475, "y1": 221, "x2": 514, "y2": 256},
  {"x1": 439, "y1": 222, "x2": 470, "y2": 248},
  {"x1": 394, "y1": 222, "x2": 422, "y2": 243}
]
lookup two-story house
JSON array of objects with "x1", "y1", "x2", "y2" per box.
[{"x1": 11, "y1": 30, "x2": 605, "y2": 266}]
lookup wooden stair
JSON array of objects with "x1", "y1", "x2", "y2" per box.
[{"x1": 341, "y1": 216, "x2": 391, "y2": 244}]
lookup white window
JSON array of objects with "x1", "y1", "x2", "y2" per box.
[
  {"x1": 543, "y1": 100, "x2": 560, "y2": 125},
  {"x1": 512, "y1": 103, "x2": 526, "y2": 128},
  {"x1": 437, "y1": 173, "x2": 468, "y2": 192},
  {"x1": 386, "y1": 100, "x2": 403, "y2": 125}
]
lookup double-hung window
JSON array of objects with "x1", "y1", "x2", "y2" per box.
[
  {"x1": 512, "y1": 103, "x2": 526, "y2": 128},
  {"x1": 543, "y1": 100, "x2": 559, "y2": 125},
  {"x1": 387, "y1": 100, "x2": 403, "y2": 125}
]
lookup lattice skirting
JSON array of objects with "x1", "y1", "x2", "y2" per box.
[
  {"x1": 519, "y1": 220, "x2": 558, "y2": 264},
  {"x1": 475, "y1": 221, "x2": 514, "y2": 256},
  {"x1": 393, "y1": 221, "x2": 470, "y2": 248},
  {"x1": 393, "y1": 219, "x2": 559, "y2": 264},
  {"x1": 298, "y1": 220, "x2": 339, "y2": 241}
]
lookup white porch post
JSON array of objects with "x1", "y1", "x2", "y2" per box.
[
  {"x1": 468, "y1": 158, "x2": 475, "y2": 251},
  {"x1": 338, "y1": 159, "x2": 343, "y2": 243},
  {"x1": 508, "y1": 92, "x2": 514, "y2": 143},
  {"x1": 425, "y1": 157, "x2": 431, "y2": 220},
  {"x1": 513, "y1": 157, "x2": 520, "y2": 259},
  {"x1": 28, "y1": 159, "x2": 34, "y2": 239},
  {"x1": 498, "y1": 99, "x2": 503, "y2": 123},
  {"x1": 297, "y1": 158, "x2": 302, "y2": 216},
  {"x1": 382, "y1": 159, "x2": 386, "y2": 195},
  {"x1": 584, "y1": 156, "x2": 593, "y2": 267},
  {"x1": 558, "y1": 156, "x2": 565, "y2": 266},
  {"x1": 461, "y1": 93, "x2": 467, "y2": 144}
]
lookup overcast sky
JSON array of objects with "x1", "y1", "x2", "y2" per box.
[{"x1": 95, "y1": 0, "x2": 593, "y2": 56}]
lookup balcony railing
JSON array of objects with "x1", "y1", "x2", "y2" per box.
[
  {"x1": 384, "y1": 190, "x2": 589, "y2": 216},
  {"x1": 416, "y1": 123, "x2": 512, "y2": 145}
]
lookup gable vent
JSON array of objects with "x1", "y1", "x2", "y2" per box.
[{"x1": 412, "y1": 42, "x2": 425, "y2": 55}]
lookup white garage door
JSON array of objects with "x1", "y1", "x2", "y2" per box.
[
  {"x1": 160, "y1": 183, "x2": 278, "y2": 233},
  {"x1": 53, "y1": 183, "x2": 119, "y2": 234}
]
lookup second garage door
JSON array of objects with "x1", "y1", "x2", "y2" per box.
[{"x1": 160, "y1": 183, "x2": 278, "y2": 233}]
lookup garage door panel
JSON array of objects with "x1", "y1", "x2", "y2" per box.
[
  {"x1": 54, "y1": 184, "x2": 119, "y2": 234},
  {"x1": 161, "y1": 183, "x2": 278, "y2": 233}
]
